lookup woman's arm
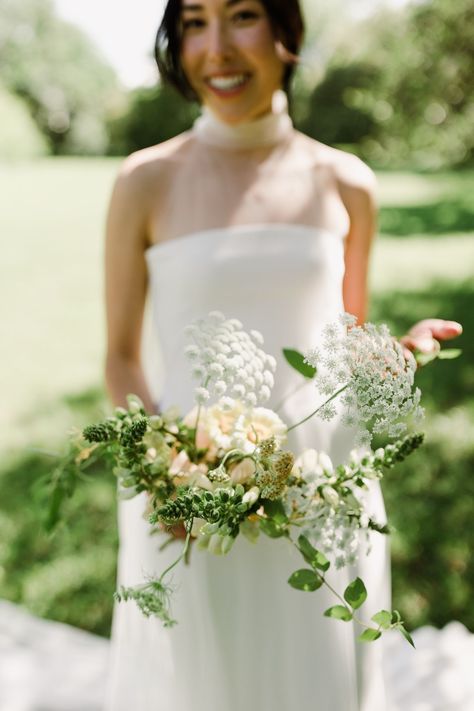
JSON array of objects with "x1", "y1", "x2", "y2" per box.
[
  {"x1": 334, "y1": 154, "x2": 378, "y2": 323},
  {"x1": 104, "y1": 156, "x2": 156, "y2": 413}
]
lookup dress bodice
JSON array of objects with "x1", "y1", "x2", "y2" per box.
[{"x1": 145, "y1": 224, "x2": 346, "y2": 416}]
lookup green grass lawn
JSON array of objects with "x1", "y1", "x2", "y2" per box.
[{"x1": 1, "y1": 158, "x2": 473, "y2": 637}]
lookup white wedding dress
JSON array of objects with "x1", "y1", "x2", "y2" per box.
[{"x1": 104, "y1": 105, "x2": 390, "y2": 711}]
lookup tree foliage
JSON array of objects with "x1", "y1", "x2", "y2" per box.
[
  {"x1": 108, "y1": 84, "x2": 200, "y2": 155},
  {"x1": 0, "y1": 0, "x2": 123, "y2": 155},
  {"x1": 297, "y1": 0, "x2": 474, "y2": 168}
]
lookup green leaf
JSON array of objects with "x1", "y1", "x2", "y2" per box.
[
  {"x1": 297, "y1": 535, "x2": 330, "y2": 572},
  {"x1": 398, "y1": 625, "x2": 416, "y2": 648},
  {"x1": 371, "y1": 610, "x2": 392, "y2": 629},
  {"x1": 263, "y1": 499, "x2": 289, "y2": 525},
  {"x1": 288, "y1": 568, "x2": 323, "y2": 592},
  {"x1": 324, "y1": 605, "x2": 353, "y2": 621},
  {"x1": 283, "y1": 349, "x2": 317, "y2": 379},
  {"x1": 344, "y1": 578, "x2": 367, "y2": 610},
  {"x1": 359, "y1": 628, "x2": 382, "y2": 643},
  {"x1": 438, "y1": 348, "x2": 462, "y2": 360},
  {"x1": 259, "y1": 518, "x2": 286, "y2": 539},
  {"x1": 391, "y1": 610, "x2": 402, "y2": 625}
]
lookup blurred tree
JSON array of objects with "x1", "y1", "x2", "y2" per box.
[
  {"x1": 298, "y1": 63, "x2": 380, "y2": 148},
  {"x1": 337, "y1": 0, "x2": 474, "y2": 168},
  {"x1": 0, "y1": 82, "x2": 48, "y2": 159},
  {"x1": 107, "y1": 83, "x2": 200, "y2": 155},
  {"x1": 296, "y1": 0, "x2": 473, "y2": 168},
  {"x1": 0, "y1": 0, "x2": 124, "y2": 155}
]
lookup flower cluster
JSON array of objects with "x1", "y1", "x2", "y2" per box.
[
  {"x1": 304, "y1": 314, "x2": 424, "y2": 446},
  {"x1": 184, "y1": 311, "x2": 277, "y2": 409}
]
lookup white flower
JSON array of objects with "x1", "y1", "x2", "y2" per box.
[
  {"x1": 292, "y1": 449, "x2": 334, "y2": 484},
  {"x1": 232, "y1": 407, "x2": 287, "y2": 454},
  {"x1": 305, "y1": 313, "x2": 424, "y2": 445},
  {"x1": 195, "y1": 387, "x2": 210, "y2": 404},
  {"x1": 184, "y1": 312, "x2": 276, "y2": 408}
]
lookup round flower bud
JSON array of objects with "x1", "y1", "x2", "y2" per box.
[
  {"x1": 209, "y1": 363, "x2": 224, "y2": 379},
  {"x1": 245, "y1": 392, "x2": 258, "y2": 407},
  {"x1": 184, "y1": 345, "x2": 200, "y2": 361},
  {"x1": 263, "y1": 370, "x2": 274, "y2": 388},
  {"x1": 195, "y1": 387, "x2": 210, "y2": 405},
  {"x1": 220, "y1": 396, "x2": 236, "y2": 411},
  {"x1": 149, "y1": 415, "x2": 163, "y2": 430},
  {"x1": 215, "y1": 380, "x2": 227, "y2": 396},
  {"x1": 250, "y1": 329, "x2": 264, "y2": 345},
  {"x1": 259, "y1": 385, "x2": 271, "y2": 402},
  {"x1": 265, "y1": 355, "x2": 277, "y2": 372},
  {"x1": 192, "y1": 365, "x2": 206, "y2": 380}
]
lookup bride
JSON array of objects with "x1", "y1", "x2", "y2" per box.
[{"x1": 103, "y1": 1, "x2": 461, "y2": 709}]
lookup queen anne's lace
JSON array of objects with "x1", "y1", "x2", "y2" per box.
[
  {"x1": 185, "y1": 311, "x2": 277, "y2": 409},
  {"x1": 305, "y1": 314, "x2": 424, "y2": 445}
]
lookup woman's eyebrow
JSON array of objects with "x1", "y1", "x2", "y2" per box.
[{"x1": 181, "y1": 0, "x2": 254, "y2": 11}]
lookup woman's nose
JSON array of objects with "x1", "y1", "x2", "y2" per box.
[{"x1": 206, "y1": 20, "x2": 233, "y2": 60}]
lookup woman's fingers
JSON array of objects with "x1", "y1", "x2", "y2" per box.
[{"x1": 407, "y1": 319, "x2": 463, "y2": 341}]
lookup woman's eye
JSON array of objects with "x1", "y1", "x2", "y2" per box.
[
  {"x1": 232, "y1": 10, "x2": 259, "y2": 23},
  {"x1": 182, "y1": 17, "x2": 205, "y2": 31}
]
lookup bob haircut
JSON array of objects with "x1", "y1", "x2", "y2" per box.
[{"x1": 155, "y1": 0, "x2": 305, "y2": 102}]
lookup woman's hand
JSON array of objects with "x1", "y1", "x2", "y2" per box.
[{"x1": 400, "y1": 319, "x2": 463, "y2": 363}]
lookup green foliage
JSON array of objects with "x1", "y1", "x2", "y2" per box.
[
  {"x1": 344, "y1": 578, "x2": 367, "y2": 610},
  {"x1": 297, "y1": 535, "x2": 330, "y2": 572},
  {"x1": 296, "y1": 0, "x2": 474, "y2": 168},
  {"x1": 324, "y1": 605, "x2": 353, "y2": 622},
  {"x1": 358, "y1": 628, "x2": 382, "y2": 643},
  {"x1": 0, "y1": 0, "x2": 123, "y2": 155},
  {"x1": 108, "y1": 84, "x2": 200, "y2": 155},
  {"x1": 288, "y1": 569, "x2": 323, "y2": 592},
  {"x1": 370, "y1": 281, "x2": 474, "y2": 633},
  {"x1": 282, "y1": 349, "x2": 317, "y2": 379}
]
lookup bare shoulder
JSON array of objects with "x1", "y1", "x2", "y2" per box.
[
  {"x1": 295, "y1": 132, "x2": 377, "y2": 201},
  {"x1": 114, "y1": 131, "x2": 194, "y2": 197}
]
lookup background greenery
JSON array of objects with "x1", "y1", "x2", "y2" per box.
[
  {"x1": 0, "y1": 0, "x2": 472, "y2": 640},
  {"x1": 1, "y1": 160, "x2": 472, "y2": 637},
  {"x1": 1, "y1": 0, "x2": 472, "y2": 167}
]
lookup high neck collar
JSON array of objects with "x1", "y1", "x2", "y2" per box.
[{"x1": 192, "y1": 90, "x2": 293, "y2": 150}]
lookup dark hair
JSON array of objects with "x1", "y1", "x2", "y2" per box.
[{"x1": 155, "y1": 0, "x2": 305, "y2": 102}]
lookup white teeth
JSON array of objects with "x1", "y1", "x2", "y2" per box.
[{"x1": 208, "y1": 74, "x2": 247, "y2": 90}]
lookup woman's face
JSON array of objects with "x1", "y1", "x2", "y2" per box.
[{"x1": 179, "y1": 0, "x2": 286, "y2": 124}]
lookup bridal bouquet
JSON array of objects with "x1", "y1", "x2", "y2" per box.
[{"x1": 52, "y1": 311, "x2": 428, "y2": 645}]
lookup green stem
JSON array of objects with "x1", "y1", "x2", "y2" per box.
[
  {"x1": 158, "y1": 529, "x2": 192, "y2": 584},
  {"x1": 287, "y1": 384, "x2": 349, "y2": 433}
]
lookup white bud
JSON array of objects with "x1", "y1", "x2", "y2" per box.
[
  {"x1": 127, "y1": 394, "x2": 144, "y2": 414},
  {"x1": 192, "y1": 365, "x2": 206, "y2": 380},
  {"x1": 195, "y1": 387, "x2": 210, "y2": 405},
  {"x1": 265, "y1": 355, "x2": 277, "y2": 372},
  {"x1": 208, "y1": 310, "x2": 226, "y2": 323},
  {"x1": 319, "y1": 453, "x2": 334, "y2": 474},
  {"x1": 209, "y1": 363, "x2": 224, "y2": 379},
  {"x1": 322, "y1": 486, "x2": 340, "y2": 508},
  {"x1": 245, "y1": 392, "x2": 258, "y2": 407},
  {"x1": 184, "y1": 344, "x2": 200, "y2": 360},
  {"x1": 258, "y1": 385, "x2": 271, "y2": 402},
  {"x1": 250, "y1": 329, "x2": 264, "y2": 345},
  {"x1": 214, "y1": 380, "x2": 227, "y2": 396},
  {"x1": 220, "y1": 396, "x2": 236, "y2": 411},
  {"x1": 242, "y1": 486, "x2": 260, "y2": 506},
  {"x1": 263, "y1": 370, "x2": 274, "y2": 388}
]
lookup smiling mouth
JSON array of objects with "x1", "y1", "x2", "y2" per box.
[{"x1": 206, "y1": 73, "x2": 251, "y2": 93}]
